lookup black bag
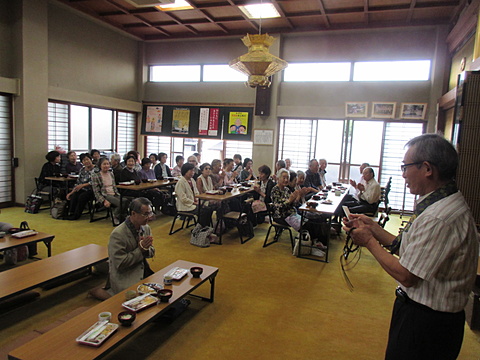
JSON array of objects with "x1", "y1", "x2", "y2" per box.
[
  {"x1": 237, "y1": 215, "x2": 254, "y2": 238},
  {"x1": 25, "y1": 194, "x2": 43, "y2": 214},
  {"x1": 161, "y1": 193, "x2": 176, "y2": 216}
]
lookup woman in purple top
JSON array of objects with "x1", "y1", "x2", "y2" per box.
[{"x1": 139, "y1": 158, "x2": 156, "y2": 180}]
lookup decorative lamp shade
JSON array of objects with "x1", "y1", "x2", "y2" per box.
[{"x1": 229, "y1": 33, "x2": 288, "y2": 88}]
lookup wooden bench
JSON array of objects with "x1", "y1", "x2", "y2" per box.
[
  {"x1": 0, "y1": 244, "x2": 108, "y2": 303},
  {"x1": 8, "y1": 260, "x2": 219, "y2": 360}
]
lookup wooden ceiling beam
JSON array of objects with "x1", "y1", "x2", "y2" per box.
[{"x1": 315, "y1": 0, "x2": 330, "y2": 28}]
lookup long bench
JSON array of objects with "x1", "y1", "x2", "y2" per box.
[
  {"x1": 0, "y1": 244, "x2": 108, "y2": 303},
  {"x1": 8, "y1": 260, "x2": 219, "y2": 360}
]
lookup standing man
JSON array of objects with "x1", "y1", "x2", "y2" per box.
[
  {"x1": 107, "y1": 197, "x2": 155, "y2": 295},
  {"x1": 344, "y1": 134, "x2": 478, "y2": 360}
]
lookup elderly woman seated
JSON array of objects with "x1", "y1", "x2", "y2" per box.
[
  {"x1": 271, "y1": 168, "x2": 323, "y2": 245},
  {"x1": 91, "y1": 157, "x2": 129, "y2": 225},
  {"x1": 174, "y1": 163, "x2": 212, "y2": 227},
  {"x1": 38, "y1": 150, "x2": 62, "y2": 192},
  {"x1": 120, "y1": 156, "x2": 163, "y2": 211},
  {"x1": 240, "y1": 158, "x2": 255, "y2": 181},
  {"x1": 65, "y1": 151, "x2": 82, "y2": 175},
  {"x1": 65, "y1": 153, "x2": 95, "y2": 220}
]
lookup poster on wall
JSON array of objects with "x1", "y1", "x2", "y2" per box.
[
  {"x1": 228, "y1": 111, "x2": 249, "y2": 134},
  {"x1": 145, "y1": 106, "x2": 163, "y2": 133},
  {"x1": 172, "y1": 108, "x2": 190, "y2": 134},
  {"x1": 198, "y1": 107, "x2": 219, "y2": 136}
]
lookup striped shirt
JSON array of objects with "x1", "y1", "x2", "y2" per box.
[{"x1": 399, "y1": 191, "x2": 479, "y2": 312}]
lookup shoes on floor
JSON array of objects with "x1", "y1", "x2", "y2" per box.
[{"x1": 113, "y1": 216, "x2": 120, "y2": 226}]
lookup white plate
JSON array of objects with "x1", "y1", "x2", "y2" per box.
[{"x1": 76, "y1": 321, "x2": 119, "y2": 347}]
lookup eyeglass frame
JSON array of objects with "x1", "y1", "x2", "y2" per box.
[
  {"x1": 137, "y1": 211, "x2": 154, "y2": 218},
  {"x1": 400, "y1": 161, "x2": 423, "y2": 173}
]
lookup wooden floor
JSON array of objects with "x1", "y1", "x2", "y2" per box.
[{"x1": 0, "y1": 207, "x2": 479, "y2": 360}]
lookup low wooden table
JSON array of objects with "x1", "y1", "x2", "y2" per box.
[
  {"x1": 8, "y1": 260, "x2": 219, "y2": 360},
  {"x1": 0, "y1": 244, "x2": 107, "y2": 302},
  {"x1": 0, "y1": 232, "x2": 55, "y2": 257},
  {"x1": 297, "y1": 185, "x2": 350, "y2": 262}
]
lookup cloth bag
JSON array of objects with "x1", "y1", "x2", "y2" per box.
[
  {"x1": 285, "y1": 213, "x2": 302, "y2": 231},
  {"x1": 25, "y1": 193, "x2": 43, "y2": 214},
  {"x1": 51, "y1": 198, "x2": 68, "y2": 219},
  {"x1": 190, "y1": 224, "x2": 213, "y2": 248},
  {"x1": 292, "y1": 230, "x2": 312, "y2": 256},
  {"x1": 251, "y1": 200, "x2": 267, "y2": 213}
]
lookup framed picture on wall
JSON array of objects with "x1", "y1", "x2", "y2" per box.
[
  {"x1": 400, "y1": 103, "x2": 427, "y2": 119},
  {"x1": 372, "y1": 102, "x2": 396, "y2": 118},
  {"x1": 345, "y1": 102, "x2": 368, "y2": 117}
]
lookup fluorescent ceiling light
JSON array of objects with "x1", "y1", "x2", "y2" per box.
[
  {"x1": 156, "y1": 0, "x2": 193, "y2": 11},
  {"x1": 239, "y1": 3, "x2": 281, "y2": 19}
]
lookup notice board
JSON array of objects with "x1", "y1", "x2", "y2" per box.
[{"x1": 141, "y1": 104, "x2": 253, "y2": 141}]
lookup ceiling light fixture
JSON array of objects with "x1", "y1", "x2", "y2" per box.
[
  {"x1": 229, "y1": 2, "x2": 287, "y2": 88},
  {"x1": 155, "y1": 0, "x2": 193, "y2": 11}
]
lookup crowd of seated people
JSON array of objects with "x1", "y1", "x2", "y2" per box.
[{"x1": 36, "y1": 145, "x2": 381, "y2": 237}]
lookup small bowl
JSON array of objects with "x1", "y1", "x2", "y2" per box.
[
  {"x1": 157, "y1": 289, "x2": 173, "y2": 302},
  {"x1": 306, "y1": 201, "x2": 318, "y2": 208},
  {"x1": 312, "y1": 195, "x2": 321, "y2": 200},
  {"x1": 190, "y1": 267, "x2": 203, "y2": 278},
  {"x1": 141, "y1": 178, "x2": 148, "y2": 183},
  {"x1": 157, "y1": 176, "x2": 164, "y2": 180},
  {"x1": 118, "y1": 311, "x2": 136, "y2": 326},
  {"x1": 225, "y1": 187, "x2": 233, "y2": 192}
]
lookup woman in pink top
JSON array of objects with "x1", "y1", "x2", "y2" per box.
[{"x1": 91, "y1": 157, "x2": 128, "y2": 225}]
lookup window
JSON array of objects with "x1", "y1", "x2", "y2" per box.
[
  {"x1": 146, "y1": 136, "x2": 173, "y2": 166},
  {"x1": 381, "y1": 122, "x2": 424, "y2": 212},
  {"x1": 150, "y1": 65, "x2": 201, "y2": 82},
  {"x1": 353, "y1": 60, "x2": 431, "y2": 81},
  {"x1": 145, "y1": 136, "x2": 252, "y2": 168},
  {"x1": 225, "y1": 140, "x2": 253, "y2": 160},
  {"x1": 284, "y1": 62, "x2": 351, "y2": 82},
  {"x1": 92, "y1": 108, "x2": 113, "y2": 150},
  {"x1": 117, "y1": 111, "x2": 136, "y2": 156},
  {"x1": 203, "y1": 65, "x2": 247, "y2": 82},
  {"x1": 0, "y1": 94, "x2": 13, "y2": 205},
  {"x1": 48, "y1": 101, "x2": 137, "y2": 154},
  {"x1": 278, "y1": 118, "x2": 424, "y2": 211},
  {"x1": 48, "y1": 102, "x2": 69, "y2": 151}
]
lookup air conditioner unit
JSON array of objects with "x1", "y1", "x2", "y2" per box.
[{"x1": 124, "y1": 0, "x2": 175, "y2": 7}]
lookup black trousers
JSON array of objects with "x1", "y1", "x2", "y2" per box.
[
  {"x1": 385, "y1": 294, "x2": 465, "y2": 360},
  {"x1": 68, "y1": 189, "x2": 94, "y2": 219}
]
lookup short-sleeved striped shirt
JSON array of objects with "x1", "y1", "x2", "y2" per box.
[{"x1": 399, "y1": 191, "x2": 479, "y2": 312}]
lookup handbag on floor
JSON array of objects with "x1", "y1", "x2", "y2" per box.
[
  {"x1": 292, "y1": 230, "x2": 312, "y2": 256},
  {"x1": 51, "y1": 197, "x2": 68, "y2": 219},
  {"x1": 190, "y1": 224, "x2": 213, "y2": 248},
  {"x1": 25, "y1": 193, "x2": 43, "y2": 214}
]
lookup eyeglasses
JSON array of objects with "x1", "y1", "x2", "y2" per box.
[
  {"x1": 400, "y1": 162, "x2": 423, "y2": 173},
  {"x1": 138, "y1": 211, "x2": 154, "y2": 218}
]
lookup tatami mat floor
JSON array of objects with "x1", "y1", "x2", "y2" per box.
[{"x1": 0, "y1": 207, "x2": 479, "y2": 359}]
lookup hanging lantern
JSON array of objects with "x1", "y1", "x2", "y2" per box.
[{"x1": 229, "y1": 33, "x2": 288, "y2": 88}]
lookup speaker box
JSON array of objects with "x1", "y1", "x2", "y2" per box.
[{"x1": 255, "y1": 84, "x2": 271, "y2": 116}]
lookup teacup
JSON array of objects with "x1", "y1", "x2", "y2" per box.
[{"x1": 98, "y1": 311, "x2": 111, "y2": 322}]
